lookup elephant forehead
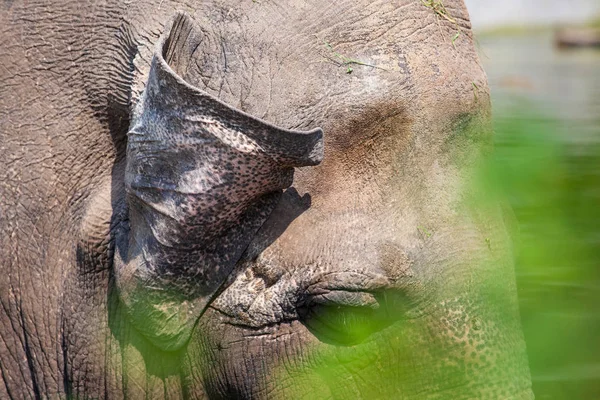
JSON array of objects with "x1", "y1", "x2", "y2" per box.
[
  {"x1": 173, "y1": 1, "x2": 439, "y2": 129},
  {"x1": 125, "y1": 0, "x2": 476, "y2": 160}
]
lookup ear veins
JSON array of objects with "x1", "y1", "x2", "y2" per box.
[{"x1": 113, "y1": 12, "x2": 324, "y2": 351}]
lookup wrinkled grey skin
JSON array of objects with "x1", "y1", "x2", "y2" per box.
[{"x1": 0, "y1": 1, "x2": 533, "y2": 399}]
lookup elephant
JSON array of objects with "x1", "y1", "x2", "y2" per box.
[{"x1": 0, "y1": 0, "x2": 533, "y2": 398}]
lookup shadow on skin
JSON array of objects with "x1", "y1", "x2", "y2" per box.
[{"x1": 238, "y1": 187, "x2": 313, "y2": 264}]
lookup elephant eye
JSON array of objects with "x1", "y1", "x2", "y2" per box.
[{"x1": 297, "y1": 290, "x2": 395, "y2": 346}]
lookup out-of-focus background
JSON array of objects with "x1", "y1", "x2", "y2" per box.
[
  {"x1": 466, "y1": 0, "x2": 600, "y2": 29},
  {"x1": 464, "y1": 1, "x2": 600, "y2": 398}
]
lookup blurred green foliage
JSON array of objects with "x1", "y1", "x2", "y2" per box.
[{"x1": 491, "y1": 108, "x2": 600, "y2": 399}]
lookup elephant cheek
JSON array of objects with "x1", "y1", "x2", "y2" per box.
[{"x1": 409, "y1": 226, "x2": 533, "y2": 398}]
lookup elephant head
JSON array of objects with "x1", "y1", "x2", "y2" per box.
[{"x1": 0, "y1": 1, "x2": 533, "y2": 399}]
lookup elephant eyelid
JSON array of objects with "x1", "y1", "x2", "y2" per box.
[{"x1": 300, "y1": 290, "x2": 380, "y2": 310}]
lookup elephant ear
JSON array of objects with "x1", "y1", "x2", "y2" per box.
[
  {"x1": 127, "y1": 12, "x2": 323, "y2": 249},
  {"x1": 115, "y1": 12, "x2": 323, "y2": 350}
]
